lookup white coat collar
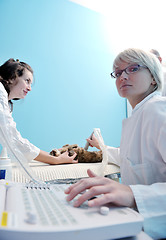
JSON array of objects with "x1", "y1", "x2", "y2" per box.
[
  {"x1": 0, "y1": 82, "x2": 8, "y2": 97},
  {"x1": 132, "y1": 91, "x2": 161, "y2": 115}
]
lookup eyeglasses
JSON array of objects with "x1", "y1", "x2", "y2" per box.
[{"x1": 110, "y1": 64, "x2": 148, "y2": 79}]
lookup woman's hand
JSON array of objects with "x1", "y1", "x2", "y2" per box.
[
  {"x1": 65, "y1": 169, "x2": 136, "y2": 208},
  {"x1": 56, "y1": 151, "x2": 78, "y2": 164},
  {"x1": 86, "y1": 134, "x2": 100, "y2": 150}
]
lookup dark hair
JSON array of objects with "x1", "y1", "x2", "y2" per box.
[{"x1": 0, "y1": 58, "x2": 33, "y2": 111}]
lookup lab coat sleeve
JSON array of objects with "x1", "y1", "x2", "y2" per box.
[
  {"x1": 130, "y1": 183, "x2": 166, "y2": 240},
  {"x1": 0, "y1": 85, "x2": 40, "y2": 162},
  {"x1": 106, "y1": 146, "x2": 121, "y2": 166},
  {"x1": 157, "y1": 118, "x2": 166, "y2": 163}
]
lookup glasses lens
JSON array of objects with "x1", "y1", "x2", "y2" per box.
[
  {"x1": 114, "y1": 70, "x2": 122, "y2": 78},
  {"x1": 127, "y1": 65, "x2": 140, "y2": 74}
]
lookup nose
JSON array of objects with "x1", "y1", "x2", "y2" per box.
[
  {"x1": 119, "y1": 71, "x2": 128, "y2": 81},
  {"x1": 27, "y1": 85, "x2": 31, "y2": 91}
]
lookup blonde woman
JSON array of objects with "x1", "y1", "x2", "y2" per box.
[{"x1": 65, "y1": 48, "x2": 166, "y2": 239}]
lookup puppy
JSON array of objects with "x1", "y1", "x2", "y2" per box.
[{"x1": 50, "y1": 144, "x2": 102, "y2": 163}]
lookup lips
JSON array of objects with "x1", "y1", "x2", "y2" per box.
[
  {"x1": 120, "y1": 84, "x2": 132, "y2": 89},
  {"x1": 23, "y1": 90, "x2": 28, "y2": 95}
]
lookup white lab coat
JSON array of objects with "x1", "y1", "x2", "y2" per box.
[
  {"x1": 0, "y1": 82, "x2": 40, "y2": 162},
  {"x1": 162, "y1": 70, "x2": 166, "y2": 96},
  {"x1": 130, "y1": 183, "x2": 166, "y2": 239},
  {"x1": 106, "y1": 91, "x2": 166, "y2": 239}
]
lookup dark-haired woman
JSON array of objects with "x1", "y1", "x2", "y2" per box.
[{"x1": 0, "y1": 58, "x2": 77, "y2": 165}]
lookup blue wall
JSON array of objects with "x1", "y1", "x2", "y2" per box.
[{"x1": 0, "y1": 0, "x2": 126, "y2": 152}]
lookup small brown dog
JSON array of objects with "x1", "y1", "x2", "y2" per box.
[{"x1": 50, "y1": 144, "x2": 102, "y2": 163}]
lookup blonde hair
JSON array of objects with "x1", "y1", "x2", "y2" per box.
[{"x1": 113, "y1": 48, "x2": 163, "y2": 92}]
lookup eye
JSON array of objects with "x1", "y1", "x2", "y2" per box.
[
  {"x1": 25, "y1": 79, "x2": 31, "y2": 84},
  {"x1": 115, "y1": 70, "x2": 122, "y2": 77},
  {"x1": 128, "y1": 65, "x2": 139, "y2": 73}
]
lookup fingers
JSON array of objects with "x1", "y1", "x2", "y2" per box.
[
  {"x1": 65, "y1": 177, "x2": 95, "y2": 199},
  {"x1": 86, "y1": 135, "x2": 100, "y2": 150},
  {"x1": 65, "y1": 176, "x2": 107, "y2": 202},
  {"x1": 67, "y1": 185, "x2": 113, "y2": 207},
  {"x1": 61, "y1": 151, "x2": 68, "y2": 156},
  {"x1": 71, "y1": 185, "x2": 104, "y2": 207},
  {"x1": 60, "y1": 151, "x2": 78, "y2": 163},
  {"x1": 71, "y1": 159, "x2": 78, "y2": 163},
  {"x1": 87, "y1": 169, "x2": 97, "y2": 178},
  {"x1": 70, "y1": 152, "x2": 78, "y2": 163},
  {"x1": 86, "y1": 138, "x2": 93, "y2": 147},
  {"x1": 88, "y1": 193, "x2": 113, "y2": 207},
  {"x1": 65, "y1": 178, "x2": 90, "y2": 199},
  {"x1": 72, "y1": 189, "x2": 95, "y2": 207},
  {"x1": 71, "y1": 152, "x2": 77, "y2": 158}
]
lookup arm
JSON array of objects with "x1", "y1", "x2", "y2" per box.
[
  {"x1": 34, "y1": 150, "x2": 78, "y2": 164},
  {"x1": 0, "y1": 85, "x2": 78, "y2": 165}
]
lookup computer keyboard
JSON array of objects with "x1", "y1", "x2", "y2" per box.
[
  {"x1": 22, "y1": 184, "x2": 78, "y2": 226},
  {"x1": 0, "y1": 180, "x2": 143, "y2": 240}
]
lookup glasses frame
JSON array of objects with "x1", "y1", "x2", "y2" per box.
[{"x1": 110, "y1": 64, "x2": 148, "y2": 79}]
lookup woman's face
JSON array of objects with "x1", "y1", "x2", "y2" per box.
[
  {"x1": 8, "y1": 69, "x2": 33, "y2": 100},
  {"x1": 115, "y1": 61, "x2": 156, "y2": 108}
]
